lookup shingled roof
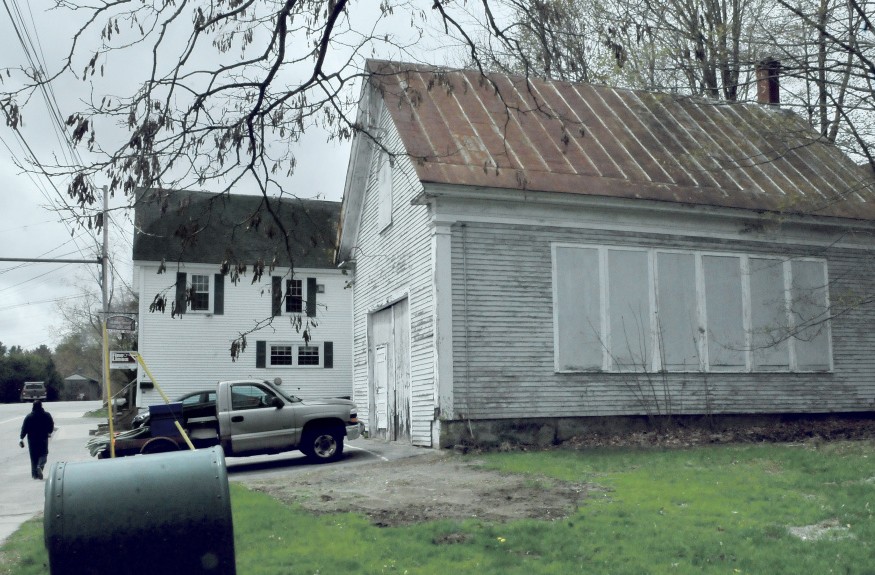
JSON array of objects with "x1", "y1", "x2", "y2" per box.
[
  {"x1": 367, "y1": 60, "x2": 875, "y2": 221},
  {"x1": 133, "y1": 189, "x2": 339, "y2": 269}
]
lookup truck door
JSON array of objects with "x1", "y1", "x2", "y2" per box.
[{"x1": 226, "y1": 382, "x2": 297, "y2": 454}]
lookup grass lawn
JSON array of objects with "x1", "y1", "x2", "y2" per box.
[{"x1": 3, "y1": 441, "x2": 874, "y2": 574}]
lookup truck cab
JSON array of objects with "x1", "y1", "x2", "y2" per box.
[{"x1": 217, "y1": 379, "x2": 362, "y2": 462}]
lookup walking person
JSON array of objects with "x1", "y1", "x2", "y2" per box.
[{"x1": 19, "y1": 400, "x2": 55, "y2": 480}]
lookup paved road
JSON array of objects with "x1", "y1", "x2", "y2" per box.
[
  {"x1": 0, "y1": 400, "x2": 103, "y2": 545},
  {"x1": 0, "y1": 400, "x2": 429, "y2": 545}
]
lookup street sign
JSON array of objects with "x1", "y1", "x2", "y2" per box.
[
  {"x1": 110, "y1": 351, "x2": 137, "y2": 370},
  {"x1": 106, "y1": 315, "x2": 136, "y2": 332}
]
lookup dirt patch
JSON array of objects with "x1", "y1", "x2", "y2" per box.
[
  {"x1": 788, "y1": 519, "x2": 855, "y2": 541},
  {"x1": 243, "y1": 451, "x2": 593, "y2": 527},
  {"x1": 240, "y1": 417, "x2": 875, "y2": 528}
]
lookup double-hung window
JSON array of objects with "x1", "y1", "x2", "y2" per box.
[
  {"x1": 286, "y1": 279, "x2": 303, "y2": 313},
  {"x1": 272, "y1": 276, "x2": 317, "y2": 317},
  {"x1": 298, "y1": 346, "x2": 320, "y2": 366},
  {"x1": 257, "y1": 341, "x2": 334, "y2": 369},
  {"x1": 175, "y1": 272, "x2": 224, "y2": 315},
  {"x1": 553, "y1": 244, "x2": 832, "y2": 373},
  {"x1": 270, "y1": 345, "x2": 294, "y2": 366},
  {"x1": 190, "y1": 274, "x2": 210, "y2": 311}
]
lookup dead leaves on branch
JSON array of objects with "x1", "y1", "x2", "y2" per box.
[
  {"x1": 229, "y1": 335, "x2": 247, "y2": 362},
  {"x1": 227, "y1": 314, "x2": 315, "y2": 362}
]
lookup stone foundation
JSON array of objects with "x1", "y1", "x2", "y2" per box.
[{"x1": 437, "y1": 412, "x2": 875, "y2": 449}]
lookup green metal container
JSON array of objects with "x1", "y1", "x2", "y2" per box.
[{"x1": 44, "y1": 446, "x2": 235, "y2": 575}]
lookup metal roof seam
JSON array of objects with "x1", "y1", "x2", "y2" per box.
[
  {"x1": 538, "y1": 80, "x2": 606, "y2": 178},
  {"x1": 567, "y1": 83, "x2": 632, "y2": 180}
]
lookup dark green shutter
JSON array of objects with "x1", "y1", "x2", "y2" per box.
[
  {"x1": 256, "y1": 341, "x2": 266, "y2": 368},
  {"x1": 175, "y1": 272, "x2": 187, "y2": 315},
  {"x1": 213, "y1": 274, "x2": 224, "y2": 315},
  {"x1": 324, "y1": 341, "x2": 333, "y2": 369},
  {"x1": 271, "y1": 276, "x2": 282, "y2": 316},
  {"x1": 306, "y1": 277, "x2": 317, "y2": 317}
]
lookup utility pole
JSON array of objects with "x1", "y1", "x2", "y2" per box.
[{"x1": 101, "y1": 186, "x2": 115, "y2": 457}]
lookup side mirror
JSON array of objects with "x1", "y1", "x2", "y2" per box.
[{"x1": 270, "y1": 396, "x2": 284, "y2": 409}]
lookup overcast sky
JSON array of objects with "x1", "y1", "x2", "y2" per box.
[
  {"x1": 0, "y1": 1, "x2": 382, "y2": 351},
  {"x1": 0, "y1": 0, "x2": 481, "y2": 352}
]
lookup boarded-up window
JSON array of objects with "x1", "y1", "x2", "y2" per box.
[
  {"x1": 703, "y1": 255, "x2": 746, "y2": 371},
  {"x1": 608, "y1": 249, "x2": 650, "y2": 370},
  {"x1": 791, "y1": 260, "x2": 831, "y2": 371},
  {"x1": 553, "y1": 245, "x2": 831, "y2": 374},
  {"x1": 749, "y1": 258, "x2": 790, "y2": 370},
  {"x1": 554, "y1": 246, "x2": 601, "y2": 371},
  {"x1": 656, "y1": 252, "x2": 699, "y2": 370}
]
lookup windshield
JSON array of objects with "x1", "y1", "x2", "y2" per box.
[{"x1": 266, "y1": 383, "x2": 301, "y2": 403}]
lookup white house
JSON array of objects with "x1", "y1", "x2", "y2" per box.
[
  {"x1": 132, "y1": 189, "x2": 352, "y2": 408},
  {"x1": 337, "y1": 60, "x2": 875, "y2": 448}
]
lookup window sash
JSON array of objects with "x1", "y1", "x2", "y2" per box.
[
  {"x1": 298, "y1": 346, "x2": 320, "y2": 366},
  {"x1": 190, "y1": 274, "x2": 210, "y2": 311},
  {"x1": 553, "y1": 244, "x2": 831, "y2": 374},
  {"x1": 286, "y1": 279, "x2": 303, "y2": 313},
  {"x1": 270, "y1": 345, "x2": 293, "y2": 366}
]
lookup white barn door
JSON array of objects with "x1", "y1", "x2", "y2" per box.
[
  {"x1": 374, "y1": 345, "x2": 389, "y2": 430},
  {"x1": 368, "y1": 299, "x2": 410, "y2": 441}
]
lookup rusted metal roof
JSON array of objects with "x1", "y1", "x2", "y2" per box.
[{"x1": 367, "y1": 60, "x2": 875, "y2": 221}]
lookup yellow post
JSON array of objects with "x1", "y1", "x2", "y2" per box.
[
  {"x1": 102, "y1": 322, "x2": 115, "y2": 458},
  {"x1": 132, "y1": 353, "x2": 196, "y2": 451}
]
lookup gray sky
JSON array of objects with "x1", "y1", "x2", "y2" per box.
[
  {"x1": 0, "y1": 1, "x2": 364, "y2": 351},
  {"x1": 0, "y1": 0, "x2": 478, "y2": 352}
]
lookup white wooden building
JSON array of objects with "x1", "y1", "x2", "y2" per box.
[
  {"x1": 337, "y1": 60, "x2": 875, "y2": 448},
  {"x1": 132, "y1": 189, "x2": 352, "y2": 408}
]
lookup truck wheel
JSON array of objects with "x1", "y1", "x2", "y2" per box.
[
  {"x1": 140, "y1": 437, "x2": 180, "y2": 455},
  {"x1": 302, "y1": 427, "x2": 344, "y2": 463}
]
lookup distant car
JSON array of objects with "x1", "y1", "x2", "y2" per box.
[
  {"x1": 131, "y1": 390, "x2": 217, "y2": 429},
  {"x1": 20, "y1": 382, "x2": 47, "y2": 402}
]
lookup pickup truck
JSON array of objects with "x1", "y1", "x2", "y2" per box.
[
  {"x1": 87, "y1": 379, "x2": 363, "y2": 463},
  {"x1": 20, "y1": 381, "x2": 47, "y2": 402}
]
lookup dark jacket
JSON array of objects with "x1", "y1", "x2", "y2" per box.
[{"x1": 20, "y1": 407, "x2": 54, "y2": 454}]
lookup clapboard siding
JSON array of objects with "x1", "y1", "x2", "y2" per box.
[
  {"x1": 451, "y1": 220, "x2": 875, "y2": 419},
  {"x1": 350, "y1": 104, "x2": 435, "y2": 445},
  {"x1": 135, "y1": 263, "x2": 352, "y2": 406}
]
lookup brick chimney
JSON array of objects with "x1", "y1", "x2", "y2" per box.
[{"x1": 756, "y1": 58, "x2": 780, "y2": 105}]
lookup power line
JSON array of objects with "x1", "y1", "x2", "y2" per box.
[
  {"x1": 0, "y1": 263, "x2": 73, "y2": 294},
  {"x1": 0, "y1": 292, "x2": 87, "y2": 313},
  {"x1": 1, "y1": 0, "x2": 102, "y2": 269}
]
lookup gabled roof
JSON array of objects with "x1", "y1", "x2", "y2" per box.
[
  {"x1": 133, "y1": 189, "x2": 340, "y2": 269},
  {"x1": 363, "y1": 60, "x2": 875, "y2": 221},
  {"x1": 65, "y1": 374, "x2": 97, "y2": 383}
]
